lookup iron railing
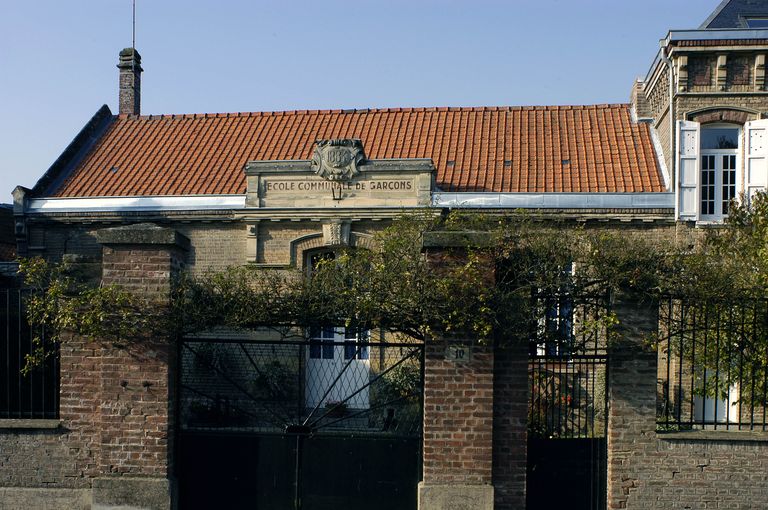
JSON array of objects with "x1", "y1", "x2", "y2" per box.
[
  {"x1": 658, "y1": 297, "x2": 768, "y2": 431},
  {"x1": 0, "y1": 288, "x2": 59, "y2": 419}
]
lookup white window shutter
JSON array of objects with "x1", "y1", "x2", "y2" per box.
[
  {"x1": 745, "y1": 119, "x2": 768, "y2": 202},
  {"x1": 677, "y1": 120, "x2": 700, "y2": 220}
]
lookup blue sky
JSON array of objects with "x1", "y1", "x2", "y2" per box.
[{"x1": 0, "y1": 0, "x2": 721, "y2": 202}]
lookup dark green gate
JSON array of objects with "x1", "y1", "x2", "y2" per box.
[
  {"x1": 177, "y1": 334, "x2": 424, "y2": 510},
  {"x1": 526, "y1": 291, "x2": 609, "y2": 510}
]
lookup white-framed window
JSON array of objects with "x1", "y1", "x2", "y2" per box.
[
  {"x1": 304, "y1": 249, "x2": 371, "y2": 410},
  {"x1": 676, "y1": 119, "x2": 768, "y2": 222},
  {"x1": 700, "y1": 125, "x2": 739, "y2": 221},
  {"x1": 306, "y1": 325, "x2": 371, "y2": 410},
  {"x1": 308, "y1": 325, "x2": 369, "y2": 361}
]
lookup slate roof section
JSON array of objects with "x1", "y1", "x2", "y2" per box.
[
  {"x1": 700, "y1": 0, "x2": 768, "y2": 28},
  {"x1": 46, "y1": 104, "x2": 665, "y2": 197}
]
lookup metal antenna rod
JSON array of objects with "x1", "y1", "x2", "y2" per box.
[{"x1": 132, "y1": 0, "x2": 136, "y2": 51}]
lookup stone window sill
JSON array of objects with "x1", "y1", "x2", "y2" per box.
[
  {"x1": 0, "y1": 419, "x2": 61, "y2": 430},
  {"x1": 658, "y1": 429, "x2": 768, "y2": 442}
]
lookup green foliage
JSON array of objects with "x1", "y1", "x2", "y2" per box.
[
  {"x1": 171, "y1": 212, "x2": 502, "y2": 341},
  {"x1": 379, "y1": 362, "x2": 421, "y2": 401},
  {"x1": 18, "y1": 257, "x2": 158, "y2": 373}
]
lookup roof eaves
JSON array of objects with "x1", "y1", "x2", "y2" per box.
[{"x1": 31, "y1": 105, "x2": 115, "y2": 197}]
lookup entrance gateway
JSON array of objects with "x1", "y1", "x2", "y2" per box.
[
  {"x1": 176, "y1": 335, "x2": 424, "y2": 510},
  {"x1": 526, "y1": 290, "x2": 610, "y2": 510}
]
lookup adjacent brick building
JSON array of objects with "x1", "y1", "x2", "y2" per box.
[{"x1": 3, "y1": 1, "x2": 768, "y2": 509}]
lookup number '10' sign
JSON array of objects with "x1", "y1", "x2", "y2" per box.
[{"x1": 445, "y1": 344, "x2": 472, "y2": 362}]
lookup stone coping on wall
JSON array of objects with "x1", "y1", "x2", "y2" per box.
[
  {"x1": 657, "y1": 429, "x2": 768, "y2": 442},
  {"x1": 94, "y1": 222, "x2": 190, "y2": 251},
  {"x1": 0, "y1": 419, "x2": 61, "y2": 430}
]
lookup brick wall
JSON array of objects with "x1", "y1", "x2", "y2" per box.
[
  {"x1": 102, "y1": 244, "x2": 185, "y2": 298},
  {"x1": 608, "y1": 294, "x2": 768, "y2": 510},
  {"x1": 91, "y1": 340, "x2": 171, "y2": 477},
  {"x1": 422, "y1": 342, "x2": 495, "y2": 484},
  {"x1": 0, "y1": 331, "x2": 171, "y2": 487},
  {"x1": 176, "y1": 223, "x2": 246, "y2": 273},
  {"x1": 0, "y1": 224, "x2": 184, "y2": 509}
]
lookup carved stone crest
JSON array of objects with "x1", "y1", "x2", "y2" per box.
[
  {"x1": 322, "y1": 221, "x2": 350, "y2": 246},
  {"x1": 311, "y1": 139, "x2": 366, "y2": 181}
]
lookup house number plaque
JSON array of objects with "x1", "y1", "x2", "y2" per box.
[{"x1": 445, "y1": 344, "x2": 472, "y2": 362}]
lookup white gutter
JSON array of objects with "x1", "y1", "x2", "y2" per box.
[
  {"x1": 27, "y1": 193, "x2": 675, "y2": 213},
  {"x1": 432, "y1": 192, "x2": 675, "y2": 209},
  {"x1": 27, "y1": 195, "x2": 246, "y2": 213}
]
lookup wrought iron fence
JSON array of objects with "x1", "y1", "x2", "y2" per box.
[
  {"x1": 0, "y1": 288, "x2": 59, "y2": 419},
  {"x1": 528, "y1": 291, "x2": 610, "y2": 439},
  {"x1": 179, "y1": 334, "x2": 424, "y2": 438},
  {"x1": 658, "y1": 297, "x2": 768, "y2": 431}
]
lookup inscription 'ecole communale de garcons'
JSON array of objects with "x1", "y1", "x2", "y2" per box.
[{"x1": 264, "y1": 180, "x2": 414, "y2": 193}]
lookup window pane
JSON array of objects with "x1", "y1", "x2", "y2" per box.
[
  {"x1": 701, "y1": 128, "x2": 738, "y2": 149},
  {"x1": 322, "y1": 340, "x2": 334, "y2": 359},
  {"x1": 701, "y1": 155, "x2": 716, "y2": 216},
  {"x1": 344, "y1": 341, "x2": 356, "y2": 360},
  {"x1": 322, "y1": 325, "x2": 335, "y2": 338},
  {"x1": 309, "y1": 340, "x2": 321, "y2": 359},
  {"x1": 746, "y1": 17, "x2": 768, "y2": 28},
  {"x1": 722, "y1": 155, "x2": 736, "y2": 215}
]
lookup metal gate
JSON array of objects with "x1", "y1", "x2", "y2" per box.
[
  {"x1": 177, "y1": 333, "x2": 424, "y2": 510},
  {"x1": 526, "y1": 291, "x2": 609, "y2": 510}
]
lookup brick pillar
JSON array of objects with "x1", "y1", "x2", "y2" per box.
[
  {"x1": 91, "y1": 223, "x2": 189, "y2": 510},
  {"x1": 419, "y1": 341, "x2": 495, "y2": 509},
  {"x1": 491, "y1": 341, "x2": 528, "y2": 509},
  {"x1": 606, "y1": 293, "x2": 658, "y2": 510},
  {"x1": 419, "y1": 236, "x2": 496, "y2": 510}
]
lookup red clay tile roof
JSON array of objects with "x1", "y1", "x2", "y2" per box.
[{"x1": 49, "y1": 104, "x2": 665, "y2": 197}]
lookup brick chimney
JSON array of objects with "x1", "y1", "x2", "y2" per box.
[{"x1": 117, "y1": 48, "x2": 142, "y2": 115}]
